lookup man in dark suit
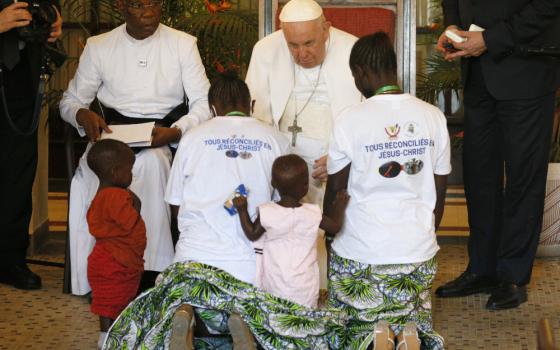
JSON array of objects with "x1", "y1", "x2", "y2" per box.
[
  {"x1": 0, "y1": 0, "x2": 62, "y2": 289},
  {"x1": 435, "y1": 0, "x2": 560, "y2": 310}
]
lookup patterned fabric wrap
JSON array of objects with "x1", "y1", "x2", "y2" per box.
[
  {"x1": 328, "y1": 251, "x2": 445, "y2": 349},
  {"x1": 88, "y1": 245, "x2": 143, "y2": 320},
  {"x1": 104, "y1": 259, "x2": 444, "y2": 349},
  {"x1": 103, "y1": 262, "x2": 347, "y2": 350}
]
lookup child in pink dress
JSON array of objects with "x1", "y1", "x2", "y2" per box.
[{"x1": 233, "y1": 154, "x2": 349, "y2": 308}]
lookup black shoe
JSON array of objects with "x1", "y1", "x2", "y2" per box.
[
  {"x1": 0, "y1": 263, "x2": 42, "y2": 290},
  {"x1": 435, "y1": 271, "x2": 497, "y2": 298},
  {"x1": 486, "y1": 283, "x2": 527, "y2": 310}
]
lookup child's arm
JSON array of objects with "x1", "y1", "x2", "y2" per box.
[
  {"x1": 128, "y1": 189, "x2": 142, "y2": 213},
  {"x1": 232, "y1": 196, "x2": 265, "y2": 241},
  {"x1": 320, "y1": 190, "x2": 350, "y2": 237},
  {"x1": 434, "y1": 174, "x2": 448, "y2": 231}
]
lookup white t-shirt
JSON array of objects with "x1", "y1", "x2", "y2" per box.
[
  {"x1": 165, "y1": 117, "x2": 289, "y2": 283},
  {"x1": 328, "y1": 94, "x2": 451, "y2": 265}
]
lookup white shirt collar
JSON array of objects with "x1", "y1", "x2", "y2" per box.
[{"x1": 122, "y1": 23, "x2": 161, "y2": 46}]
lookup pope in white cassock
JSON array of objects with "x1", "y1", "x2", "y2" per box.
[
  {"x1": 245, "y1": 0, "x2": 362, "y2": 287},
  {"x1": 59, "y1": 0, "x2": 211, "y2": 295}
]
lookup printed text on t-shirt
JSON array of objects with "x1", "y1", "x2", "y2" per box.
[
  {"x1": 364, "y1": 138, "x2": 435, "y2": 159},
  {"x1": 204, "y1": 137, "x2": 273, "y2": 152}
]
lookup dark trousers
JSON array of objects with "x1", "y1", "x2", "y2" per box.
[
  {"x1": 0, "y1": 54, "x2": 38, "y2": 266},
  {"x1": 463, "y1": 59, "x2": 555, "y2": 286}
]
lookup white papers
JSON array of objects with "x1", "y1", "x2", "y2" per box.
[
  {"x1": 99, "y1": 122, "x2": 154, "y2": 147},
  {"x1": 469, "y1": 24, "x2": 485, "y2": 32}
]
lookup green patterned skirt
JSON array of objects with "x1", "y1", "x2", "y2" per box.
[
  {"x1": 103, "y1": 261, "x2": 347, "y2": 350},
  {"x1": 328, "y1": 251, "x2": 444, "y2": 349},
  {"x1": 103, "y1": 258, "x2": 443, "y2": 349}
]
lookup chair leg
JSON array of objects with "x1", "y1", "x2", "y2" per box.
[
  {"x1": 62, "y1": 122, "x2": 76, "y2": 294},
  {"x1": 538, "y1": 318, "x2": 559, "y2": 350},
  {"x1": 62, "y1": 217, "x2": 72, "y2": 294}
]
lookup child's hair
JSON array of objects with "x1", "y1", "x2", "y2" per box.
[
  {"x1": 208, "y1": 70, "x2": 251, "y2": 109},
  {"x1": 271, "y1": 154, "x2": 308, "y2": 195},
  {"x1": 349, "y1": 31, "x2": 397, "y2": 76},
  {"x1": 87, "y1": 139, "x2": 134, "y2": 181}
]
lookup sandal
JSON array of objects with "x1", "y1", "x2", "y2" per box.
[
  {"x1": 228, "y1": 313, "x2": 257, "y2": 350},
  {"x1": 169, "y1": 304, "x2": 195, "y2": 350},
  {"x1": 396, "y1": 322, "x2": 420, "y2": 350},
  {"x1": 373, "y1": 320, "x2": 395, "y2": 350}
]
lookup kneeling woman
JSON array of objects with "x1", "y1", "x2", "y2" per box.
[
  {"x1": 102, "y1": 73, "x2": 347, "y2": 350},
  {"x1": 325, "y1": 32, "x2": 448, "y2": 349}
]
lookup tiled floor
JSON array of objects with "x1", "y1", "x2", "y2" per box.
[
  {"x1": 2, "y1": 243, "x2": 560, "y2": 349},
  {"x1": 2, "y1": 190, "x2": 560, "y2": 349}
]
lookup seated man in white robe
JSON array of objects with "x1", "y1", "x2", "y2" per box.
[
  {"x1": 59, "y1": 0, "x2": 211, "y2": 295},
  {"x1": 245, "y1": 0, "x2": 362, "y2": 288}
]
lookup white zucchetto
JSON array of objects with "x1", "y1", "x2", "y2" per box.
[{"x1": 279, "y1": 0, "x2": 323, "y2": 23}]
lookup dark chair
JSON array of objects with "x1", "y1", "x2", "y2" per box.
[
  {"x1": 62, "y1": 122, "x2": 78, "y2": 294},
  {"x1": 275, "y1": 6, "x2": 396, "y2": 40}
]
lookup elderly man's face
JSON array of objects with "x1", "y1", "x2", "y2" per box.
[
  {"x1": 120, "y1": 0, "x2": 162, "y2": 40},
  {"x1": 282, "y1": 18, "x2": 330, "y2": 69}
]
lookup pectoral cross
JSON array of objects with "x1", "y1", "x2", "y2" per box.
[{"x1": 288, "y1": 118, "x2": 302, "y2": 147}]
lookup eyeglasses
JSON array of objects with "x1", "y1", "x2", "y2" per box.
[
  {"x1": 378, "y1": 159, "x2": 424, "y2": 178},
  {"x1": 127, "y1": 0, "x2": 162, "y2": 10}
]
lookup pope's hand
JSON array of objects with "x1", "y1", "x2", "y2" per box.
[
  {"x1": 48, "y1": 6, "x2": 62, "y2": 42},
  {"x1": 0, "y1": 2, "x2": 31, "y2": 34},
  {"x1": 311, "y1": 155, "x2": 328, "y2": 182},
  {"x1": 76, "y1": 108, "x2": 111, "y2": 142},
  {"x1": 151, "y1": 126, "x2": 181, "y2": 148}
]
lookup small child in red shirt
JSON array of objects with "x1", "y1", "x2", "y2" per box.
[{"x1": 86, "y1": 139, "x2": 146, "y2": 349}]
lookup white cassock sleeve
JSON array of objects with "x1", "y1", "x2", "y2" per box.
[
  {"x1": 59, "y1": 39, "x2": 102, "y2": 137},
  {"x1": 245, "y1": 43, "x2": 274, "y2": 126},
  {"x1": 171, "y1": 37, "x2": 211, "y2": 135}
]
